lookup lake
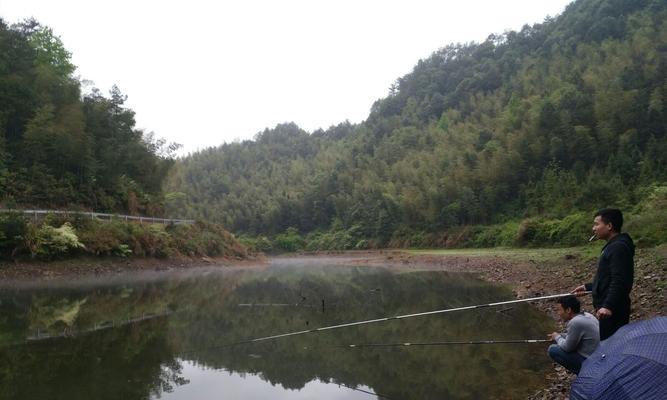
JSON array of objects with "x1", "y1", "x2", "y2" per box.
[{"x1": 0, "y1": 257, "x2": 555, "y2": 399}]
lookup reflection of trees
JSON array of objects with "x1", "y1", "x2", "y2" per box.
[
  {"x1": 169, "y1": 269, "x2": 554, "y2": 399},
  {"x1": 0, "y1": 269, "x2": 247, "y2": 343},
  {"x1": 0, "y1": 318, "x2": 186, "y2": 400},
  {"x1": 153, "y1": 359, "x2": 189, "y2": 397},
  {"x1": 28, "y1": 297, "x2": 88, "y2": 332},
  {"x1": 0, "y1": 268, "x2": 556, "y2": 399}
]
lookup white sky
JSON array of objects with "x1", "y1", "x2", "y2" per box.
[{"x1": 1, "y1": 0, "x2": 572, "y2": 154}]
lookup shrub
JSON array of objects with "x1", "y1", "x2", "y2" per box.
[
  {"x1": 127, "y1": 223, "x2": 172, "y2": 258},
  {"x1": 387, "y1": 227, "x2": 429, "y2": 248},
  {"x1": 515, "y1": 213, "x2": 591, "y2": 247},
  {"x1": 254, "y1": 236, "x2": 273, "y2": 253},
  {"x1": 548, "y1": 212, "x2": 590, "y2": 246},
  {"x1": 2, "y1": 216, "x2": 247, "y2": 260},
  {"x1": 355, "y1": 239, "x2": 369, "y2": 249},
  {"x1": 323, "y1": 230, "x2": 356, "y2": 250},
  {"x1": 199, "y1": 230, "x2": 225, "y2": 256},
  {"x1": 301, "y1": 225, "x2": 365, "y2": 251},
  {"x1": 34, "y1": 223, "x2": 85, "y2": 260},
  {"x1": 517, "y1": 218, "x2": 560, "y2": 246},
  {"x1": 168, "y1": 224, "x2": 204, "y2": 256},
  {"x1": 166, "y1": 222, "x2": 247, "y2": 257},
  {"x1": 496, "y1": 222, "x2": 520, "y2": 246},
  {"x1": 626, "y1": 185, "x2": 667, "y2": 247},
  {"x1": 517, "y1": 218, "x2": 541, "y2": 246},
  {"x1": 274, "y1": 227, "x2": 305, "y2": 252},
  {"x1": 78, "y1": 220, "x2": 131, "y2": 256},
  {"x1": 304, "y1": 231, "x2": 325, "y2": 251},
  {"x1": 42, "y1": 213, "x2": 74, "y2": 228},
  {"x1": 469, "y1": 225, "x2": 496, "y2": 248},
  {"x1": 443, "y1": 226, "x2": 478, "y2": 248}
]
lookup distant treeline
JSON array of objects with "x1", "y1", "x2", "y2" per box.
[
  {"x1": 0, "y1": 19, "x2": 178, "y2": 215},
  {"x1": 166, "y1": 0, "x2": 667, "y2": 248}
]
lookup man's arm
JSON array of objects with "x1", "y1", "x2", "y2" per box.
[
  {"x1": 572, "y1": 284, "x2": 591, "y2": 297},
  {"x1": 555, "y1": 320, "x2": 584, "y2": 352}
]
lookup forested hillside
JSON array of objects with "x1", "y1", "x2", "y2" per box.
[
  {"x1": 0, "y1": 19, "x2": 252, "y2": 262},
  {"x1": 168, "y1": 0, "x2": 665, "y2": 249},
  {"x1": 0, "y1": 19, "x2": 177, "y2": 215}
]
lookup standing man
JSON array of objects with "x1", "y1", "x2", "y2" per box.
[
  {"x1": 548, "y1": 296, "x2": 600, "y2": 374},
  {"x1": 573, "y1": 208, "x2": 635, "y2": 340}
]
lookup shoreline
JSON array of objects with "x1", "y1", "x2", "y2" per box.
[{"x1": 1, "y1": 247, "x2": 664, "y2": 398}]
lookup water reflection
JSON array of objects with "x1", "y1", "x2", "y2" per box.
[
  {"x1": 159, "y1": 362, "x2": 377, "y2": 400},
  {"x1": 0, "y1": 263, "x2": 554, "y2": 399}
]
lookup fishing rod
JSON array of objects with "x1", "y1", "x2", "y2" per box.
[
  {"x1": 337, "y1": 338, "x2": 551, "y2": 348},
  {"x1": 198, "y1": 292, "x2": 588, "y2": 350}
]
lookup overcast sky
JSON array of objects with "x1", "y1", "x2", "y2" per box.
[{"x1": 1, "y1": 0, "x2": 572, "y2": 154}]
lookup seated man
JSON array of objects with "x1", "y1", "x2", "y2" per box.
[{"x1": 547, "y1": 295, "x2": 600, "y2": 374}]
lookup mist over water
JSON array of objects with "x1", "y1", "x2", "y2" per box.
[{"x1": 0, "y1": 261, "x2": 554, "y2": 399}]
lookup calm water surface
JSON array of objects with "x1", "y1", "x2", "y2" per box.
[{"x1": 0, "y1": 258, "x2": 555, "y2": 399}]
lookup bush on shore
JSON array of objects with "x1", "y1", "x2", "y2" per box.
[
  {"x1": 239, "y1": 199, "x2": 666, "y2": 253},
  {"x1": 0, "y1": 215, "x2": 247, "y2": 261},
  {"x1": 32, "y1": 223, "x2": 86, "y2": 260}
]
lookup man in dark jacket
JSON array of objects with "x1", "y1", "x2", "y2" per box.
[{"x1": 573, "y1": 208, "x2": 635, "y2": 340}]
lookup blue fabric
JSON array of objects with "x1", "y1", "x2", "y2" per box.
[
  {"x1": 570, "y1": 316, "x2": 667, "y2": 400},
  {"x1": 549, "y1": 344, "x2": 587, "y2": 374}
]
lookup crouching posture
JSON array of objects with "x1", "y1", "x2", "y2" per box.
[{"x1": 547, "y1": 296, "x2": 600, "y2": 374}]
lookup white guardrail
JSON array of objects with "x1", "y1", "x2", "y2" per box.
[{"x1": 0, "y1": 209, "x2": 195, "y2": 225}]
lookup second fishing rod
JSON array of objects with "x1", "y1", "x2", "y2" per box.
[{"x1": 178, "y1": 291, "x2": 590, "y2": 356}]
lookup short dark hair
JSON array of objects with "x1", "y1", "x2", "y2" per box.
[
  {"x1": 595, "y1": 208, "x2": 623, "y2": 232},
  {"x1": 557, "y1": 295, "x2": 581, "y2": 313}
]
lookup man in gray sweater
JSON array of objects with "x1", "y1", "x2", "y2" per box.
[{"x1": 547, "y1": 296, "x2": 600, "y2": 374}]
